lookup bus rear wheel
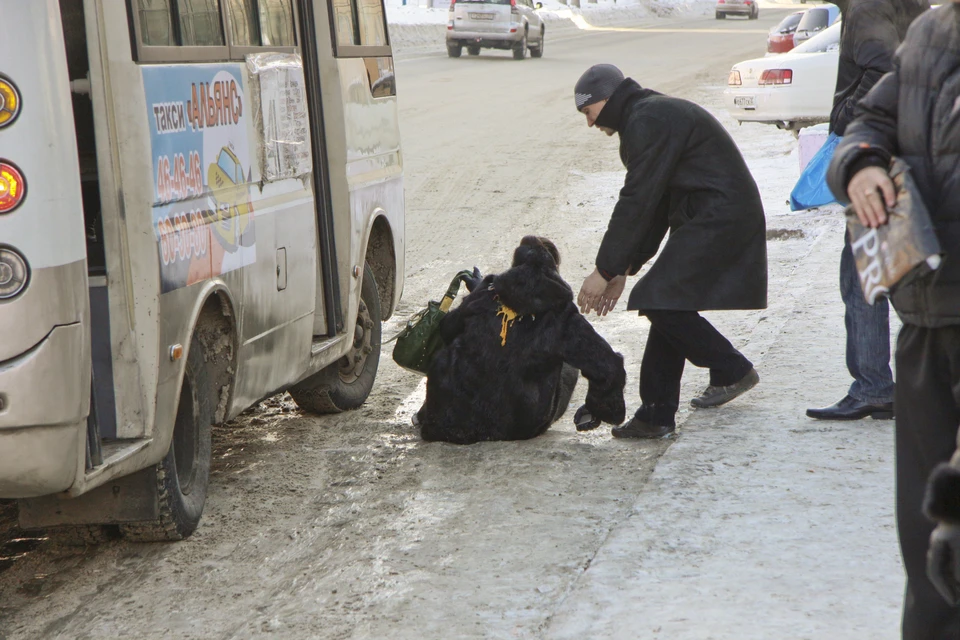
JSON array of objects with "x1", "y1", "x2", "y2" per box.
[
  {"x1": 289, "y1": 264, "x2": 382, "y2": 414},
  {"x1": 120, "y1": 335, "x2": 212, "y2": 542}
]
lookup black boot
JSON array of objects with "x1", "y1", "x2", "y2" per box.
[{"x1": 612, "y1": 416, "x2": 675, "y2": 439}]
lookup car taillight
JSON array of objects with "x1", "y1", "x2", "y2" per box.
[
  {"x1": 0, "y1": 75, "x2": 21, "y2": 129},
  {"x1": 759, "y1": 69, "x2": 793, "y2": 85},
  {"x1": 0, "y1": 160, "x2": 26, "y2": 214},
  {"x1": 728, "y1": 70, "x2": 742, "y2": 86},
  {"x1": 0, "y1": 246, "x2": 29, "y2": 299}
]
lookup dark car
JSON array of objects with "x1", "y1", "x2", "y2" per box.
[
  {"x1": 792, "y1": 4, "x2": 840, "y2": 47},
  {"x1": 767, "y1": 11, "x2": 803, "y2": 53}
]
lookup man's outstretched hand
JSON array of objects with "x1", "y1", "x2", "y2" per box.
[{"x1": 578, "y1": 269, "x2": 625, "y2": 316}]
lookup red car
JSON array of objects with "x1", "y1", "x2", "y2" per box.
[{"x1": 767, "y1": 11, "x2": 803, "y2": 54}]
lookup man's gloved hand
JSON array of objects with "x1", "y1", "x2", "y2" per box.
[
  {"x1": 463, "y1": 266, "x2": 483, "y2": 293},
  {"x1": 574, "y1": 405, "x2": 601, "y2": 431},
  {"x1": 927, "y1": 523, "x2": 960, "y2": 606}
]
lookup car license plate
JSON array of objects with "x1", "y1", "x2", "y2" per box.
[
  {"x1": 734, "y1": 96, "x2": 756, "y2": 108},
  {"x1": 469, "y1": 12, "x2": 495, "y2": 19}
]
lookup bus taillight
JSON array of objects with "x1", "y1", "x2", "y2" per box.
[
  {"x1": 0, "y1": 76, "x2": 21, "y2": 129},
  {"x1": 0, "y1": 161, "x2": 26, "y2": 214},
  {"x1": 0, "y1": 246, "x2": 29, "y2": 299}
]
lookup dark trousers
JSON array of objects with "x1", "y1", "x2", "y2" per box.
[
  {"x1": 896, "y1": 324, "x2": 960, "y2": 640},
  {"x1": 635, "y1": 310, "x2": 754, "y2": 427}
]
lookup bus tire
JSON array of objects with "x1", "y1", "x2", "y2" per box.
[
  {"x1": 47, "y1": 524, "x2": 118, "y2": 547},
  {"x1": 120, "y1": 335, "x2": 212, "y2": 542},
  {"x1": 289, "y1": 264, "x2": 382, "y2": 414}
]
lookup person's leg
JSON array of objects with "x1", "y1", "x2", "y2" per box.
[
  {"x1": 895, "y1": 325, "x2": 960, "y2": 640},
  {"x1": 636, "y1": 323, "x2": 685, "y2": 426},
  {"x1": 644, "y1": 310, "x2": 753, "y2": 386},
  {"x1": 841, "y1": 235, "x2": 895, "y2": 404},
  {"x1": 612, "y1": 318, "x2": 683, "y2": 438}
]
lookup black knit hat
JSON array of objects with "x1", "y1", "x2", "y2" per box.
[{"x1": 574, "y1": 64, "x2": 625, "y2": 111}]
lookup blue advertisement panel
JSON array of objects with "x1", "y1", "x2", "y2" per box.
[{"x1": 142, "y1": 64, "x2": 257, "y2": 293}]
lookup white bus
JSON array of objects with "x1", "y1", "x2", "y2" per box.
[{"x1": 0, "y1": 0, "x2": 404, "y2": 541}]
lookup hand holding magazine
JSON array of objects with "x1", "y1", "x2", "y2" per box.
[{"x1": 846, "y1": 157, "x2": 942, "y2": 305}]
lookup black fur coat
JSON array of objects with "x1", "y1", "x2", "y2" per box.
[{"x1": 418, "y1": 241, "x2": 626, "y2": 444}]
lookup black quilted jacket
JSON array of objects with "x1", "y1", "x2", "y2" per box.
[{"x1": 828, "y1": 5, "x2": 960, "y2": 327}]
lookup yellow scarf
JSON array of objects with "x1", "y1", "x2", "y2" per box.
[{"x1": 496, "y1": 302, "x2": 519, "y2": 346}]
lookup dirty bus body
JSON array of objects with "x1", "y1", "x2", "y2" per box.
[{"x1": 0, "y1": 0, "x2": 403, "y2": 541}]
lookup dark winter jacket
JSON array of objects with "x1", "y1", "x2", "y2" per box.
[
  {"x1": 828, "y1": 5, "x2": 960, "y2": 328},
  {"x1": 829, "y1": 0, "x2": 928, "y2": 135},
  {"x1": 418, "y1": 238, "x2": 626, "y2": 445},
  {"x1": 593, "y1": 78, "x2": 767, "y2": 312}
]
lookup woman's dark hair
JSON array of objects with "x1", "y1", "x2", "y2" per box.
[{"x1": 519, "y1": 235, "x2": 561, "y2": 267}]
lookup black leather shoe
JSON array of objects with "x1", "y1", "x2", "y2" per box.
[
  {"x1": 611, "y1": 417, "x2": 675, "y2": 439},
  {"x1": 806, "y1": 395, "x2": 894, "y2": 421}
]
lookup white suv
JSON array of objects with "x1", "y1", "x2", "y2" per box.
[{"x1": 446, "y1": 0, "x2": 545, "y2": 60}]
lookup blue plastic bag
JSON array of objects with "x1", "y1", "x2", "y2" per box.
[{"x1": 790, "y1": 132, "x2": 841, "y2": 211}]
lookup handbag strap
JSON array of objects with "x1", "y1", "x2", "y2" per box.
[
  {"x1": 383, "y1": 269, "x2": 477, "y2": 343},
  {"x1": 439, "y1": 269, "x2": 477, "y2": 312}
]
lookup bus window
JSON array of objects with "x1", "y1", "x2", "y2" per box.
[
  {"x1": 260, "y1": 0, "x2": 296, "y2": 46},
  {"x1": 225, "y1": 0, "x2": 261, "y2": 46},
  {"x1": 331, "y1": 0, "x2": 358, "y2": 46},
  {"x1": 225, "y1": 0, "x2": 296, "y2": 47},
  {"x1": 138, "y1": 0, "x2": 177, "y2": 45},
  {"x1": 177, "y1": 0, "x2": 225, "y2": 46},
  {"x1": 356, "y1": 0, "x2": 386, "y2": 47}
]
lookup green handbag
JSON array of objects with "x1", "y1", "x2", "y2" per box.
[{"x1": 391, "y1": 269, "x2": 476, "y2": 376}]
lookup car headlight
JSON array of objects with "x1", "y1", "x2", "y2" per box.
[{"x1": 0, "y1": 246, "x2": 29, "y2": 299}]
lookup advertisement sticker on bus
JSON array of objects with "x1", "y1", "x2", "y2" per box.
[{"x1": 142, "y1": 64, "x2": 259, "y2": 293}]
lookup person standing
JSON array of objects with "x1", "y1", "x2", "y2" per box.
[
  {"x1": 806, "y1": 0, "x2": 929, "y2": 421},
  {"x1": 827, "y1": 3, "x2": 958, "y2": 637},
  {"x1": 574, "y1": 64, "x2": 767, "y2": 439}
]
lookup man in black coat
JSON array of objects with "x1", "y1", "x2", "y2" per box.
[
  {"x1": 807, "y1": 0, "x2": 928, "y2": 421},
  {"x1": 827, "y1": 4, "x2": 959, "y2": 637},
  {"x1": 574, "y1": 64, "x2": 767, "y2": 439},
  {"x1": 417, "y1": 236, "x2": 626, "y2": 445}
]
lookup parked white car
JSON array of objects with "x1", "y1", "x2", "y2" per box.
[{"x1": 724, "y1": 21, "x2": 840, "y2": 131}]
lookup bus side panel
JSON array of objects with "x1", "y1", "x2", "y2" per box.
[{"x1": 339, "y1": 57, "x2": 404, "y2": 327}]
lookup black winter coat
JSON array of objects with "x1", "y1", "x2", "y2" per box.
[
  {"x1": 829, "y1": 0, "x2": 928, "y2": 136},
  {"x1": 419, "y1": 240, "x2": 626, "y2": 445},
  {"x1": 593, "y1": 79, "x2": 767, "y2": 312},
  {"x1": 828, "y1": 5, "x2": 960, "y2": 328}
]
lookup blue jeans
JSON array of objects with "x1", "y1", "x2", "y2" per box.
[{"x1": 840, "y1": 234, "x2": 895, "y2": 404}]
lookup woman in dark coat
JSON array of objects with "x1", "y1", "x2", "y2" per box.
[
  {"x1": 574, "y1": 64, "x2": 768, "y2": 439},
  {"x1": 416, "y1": 236, "x2": 626, "y2": 445}
]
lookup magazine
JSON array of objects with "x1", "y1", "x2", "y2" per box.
[{"x1": 846, "y1": 157, "x2": 942, "y2": 305}]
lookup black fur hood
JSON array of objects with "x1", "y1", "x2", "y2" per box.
[{"x1": 491, "y1": 236, "x2": 573, "y2": 317}]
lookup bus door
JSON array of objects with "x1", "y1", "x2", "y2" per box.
[{"x1": 298, "y1": 0, "x2": 343, "y2": 338}]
